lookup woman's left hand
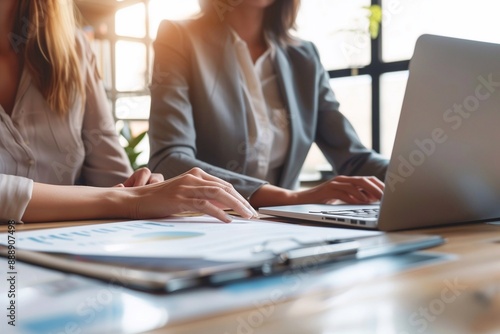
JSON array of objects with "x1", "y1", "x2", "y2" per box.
[{"x1": 116, "y1": 167, "x2": 164, "y2": 187}]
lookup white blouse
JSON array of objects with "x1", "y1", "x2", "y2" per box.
[{"x1": 231, "y1": 31, "x2": 290, "y2": 184}]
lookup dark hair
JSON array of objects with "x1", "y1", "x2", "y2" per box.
[{"x1": 199, "y1": 0, "x2": 301, "y2": 45}]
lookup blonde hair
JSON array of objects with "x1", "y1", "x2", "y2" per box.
[{"x1": 15, "y1": 0, "x2": 84, "y2": 115}]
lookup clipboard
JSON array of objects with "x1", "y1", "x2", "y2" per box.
[{"x1": 0, "y1": 218, "x2": 444, "y2": 293}]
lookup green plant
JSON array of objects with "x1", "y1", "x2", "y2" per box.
[
  {"x1": 338, "y1": 4, "x2": 382, "y2": 40},
  {"x1": 365, "y1": 4, "x2": 383, "y2": 39},
  {"x1": 120, "y1": 122, "x2": 147, "y2": 170}
]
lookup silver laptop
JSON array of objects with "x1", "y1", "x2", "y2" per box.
[{"x1": 260, "y1": 34, "x2": 500, "y2": 231}]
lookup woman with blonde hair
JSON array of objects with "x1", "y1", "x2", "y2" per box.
[
  {"x1": 0, "y1": 0, "x2": 257, "y2": 223},
  {"x1": 149, "y1": 0, "x2": 388, "y2": 208}
]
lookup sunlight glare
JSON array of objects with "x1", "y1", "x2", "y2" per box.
[
  {"x1": 115, "y1": 3, "x2": 146, "y2": 38},
  {"x1": 149, "y1": 0, "x2": 201, "y2": 38}
]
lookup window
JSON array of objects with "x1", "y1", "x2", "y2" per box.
[
  {"x1": 79, "y1": 0, "x2": 499, "y2": 168},
  {"x1": 79, "y1": 0, "x2": 201, "y2": 166},
  {"x1": 297, "y1": 0, "x2": 500, "y2": 160},
  {"x1": 295, "y1": 0, "x2": 372, "y2": 71}
]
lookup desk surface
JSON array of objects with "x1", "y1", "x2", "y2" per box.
[{"x1": 3, "y1": 220, "x2": 500, "y2": 334}]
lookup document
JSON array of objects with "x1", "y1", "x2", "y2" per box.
[
  {"x1": 2, "y1": 216, "x2": 380, "y2": 262},
  {"x1": 0, "y1": 216, "x2": 443, "y2": 292}
]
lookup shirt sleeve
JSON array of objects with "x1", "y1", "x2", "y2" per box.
[
  {"x1": 311, "y1": 43, "x2": 389, "y2": 181},
  {"x1": 77, "y1": 32, "x2": 133, "y2": 187},
  {"x1": 0, "y1": 174, "x2": 33, "y2": 223}
]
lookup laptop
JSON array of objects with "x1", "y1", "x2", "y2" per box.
[{"x1": 260, "y1": 34, "x2": 500, "y2": 231}]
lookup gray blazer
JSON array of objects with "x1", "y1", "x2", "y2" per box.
[{"x1": 149, "y1": 16, "x2": 388, "y2": 199}]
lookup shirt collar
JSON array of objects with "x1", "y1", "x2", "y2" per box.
[{"x1": 229, "y1": 27, "x2": 276, "y2": 60}]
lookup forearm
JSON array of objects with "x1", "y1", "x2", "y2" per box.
[
  {"x1": 21, "y1": 169, "x2": 259, "y2": 223},
  {"x1": 347, "y1": 153, "x2": 388, "y2": 181},
  {"x1": 249, "y1": 184, "x2": 298, "y2": 208},
  {"x1": 22, "y1": 183, "x2": 129, "y2": 223}
]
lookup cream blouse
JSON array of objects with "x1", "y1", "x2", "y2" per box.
[{"x1": 0, "y1": 32, "x2": 132, "y2": 222}]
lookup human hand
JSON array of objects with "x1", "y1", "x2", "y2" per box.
[
  {"x1": 116, "y1": 167, "x2": 164, "y2": 187},
  {"x1": 297, "y1": 175, "x2": 384, "y2": 205},
  {"x1": 127, "y1": 167, "x2": 258, "y2": 223}
]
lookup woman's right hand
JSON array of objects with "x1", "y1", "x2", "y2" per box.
[
  {"x1": 126, "y1": 168, "x2": 258, "y2": 223},
  {"x1": 294, "y1": 175, "x2": 385, "y2": 205},
  {"x1": 249, "y1": 175, "x2": 384, "y2": 208}
]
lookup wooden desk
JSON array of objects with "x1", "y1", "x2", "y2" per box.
[
  {"x1": 147, "y1": 222, "x2": 500, "y2": 334},
  {"x1": 2, "y1": 221, "x2": 500, "y2": 333}
]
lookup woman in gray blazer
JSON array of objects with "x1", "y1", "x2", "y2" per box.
[{"x1": 149, "y1": 0, "x2": 388, "y2": 208}]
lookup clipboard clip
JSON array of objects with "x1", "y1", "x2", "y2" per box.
[{"x1": 252, "y1": 238, "x2": 360, "y2": 271}]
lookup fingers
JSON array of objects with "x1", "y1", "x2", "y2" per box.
[
  {"x1": 181, "y1": 168, "x2": 258, "y2": 217},
  {"x1": 149, "y1": 173, "x2": 164, "y2": 184},
  {"x1": 176, "y1": 180, "x2": 257, "y2": 220},
  {"x1": 303, "y1": 176, "x2": 385, "y2": 205},
  {"x1": 183, "y1": 198, "x2": 233, "y2": 223},
  {"x1": 333, "y1": 176, "x2": 384, "y2": 202},
  {"x1": 122, "y1": 168, "x2": 164, "y2": 187},
  {"x1": 122, "y1": 168, "x2": 150, "y2": 187},
  {"x1": 182, "y1": 168, "x2": 232, "y2": 187}
]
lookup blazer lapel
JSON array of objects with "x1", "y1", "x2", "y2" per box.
[
  {"x1": 198, "y1": 19, "x2": 249, "y2": 170},
  {"x1": 274, "y1": 46, "x2": 302, "y2": 189}
]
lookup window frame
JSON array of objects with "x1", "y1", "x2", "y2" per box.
[
  {"x1": 97, "y1": 0, "x2": 412, "y2": 152},
  {"x1": 327, "y1": 0, "x2": 409, "y2": 153}
]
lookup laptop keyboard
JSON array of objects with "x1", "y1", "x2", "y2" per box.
[{"x1": 309, "y1": 208, "x2": 379, "y2": 219}]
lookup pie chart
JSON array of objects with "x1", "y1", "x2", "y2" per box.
[{"x1": 132, "y1": 231, "x2": 204, "y2": 242}]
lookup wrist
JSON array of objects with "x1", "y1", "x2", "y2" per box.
[
  {"x1": 101, "y1": 187, "x2": 135, "y2": 219},
  {"x1": 249, "y1": 185, "x2": 297, "y2": 208}
]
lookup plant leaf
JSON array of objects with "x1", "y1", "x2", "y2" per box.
[
  {"x1": 127, "y1": 151, "x2": 142, "y2": 165},
  {"x1": 128, "y1": 131, "x2": 147, "y2": 149},
  {"x1": 365, "y1": 4, "x2": 382, "y2": 39}
]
